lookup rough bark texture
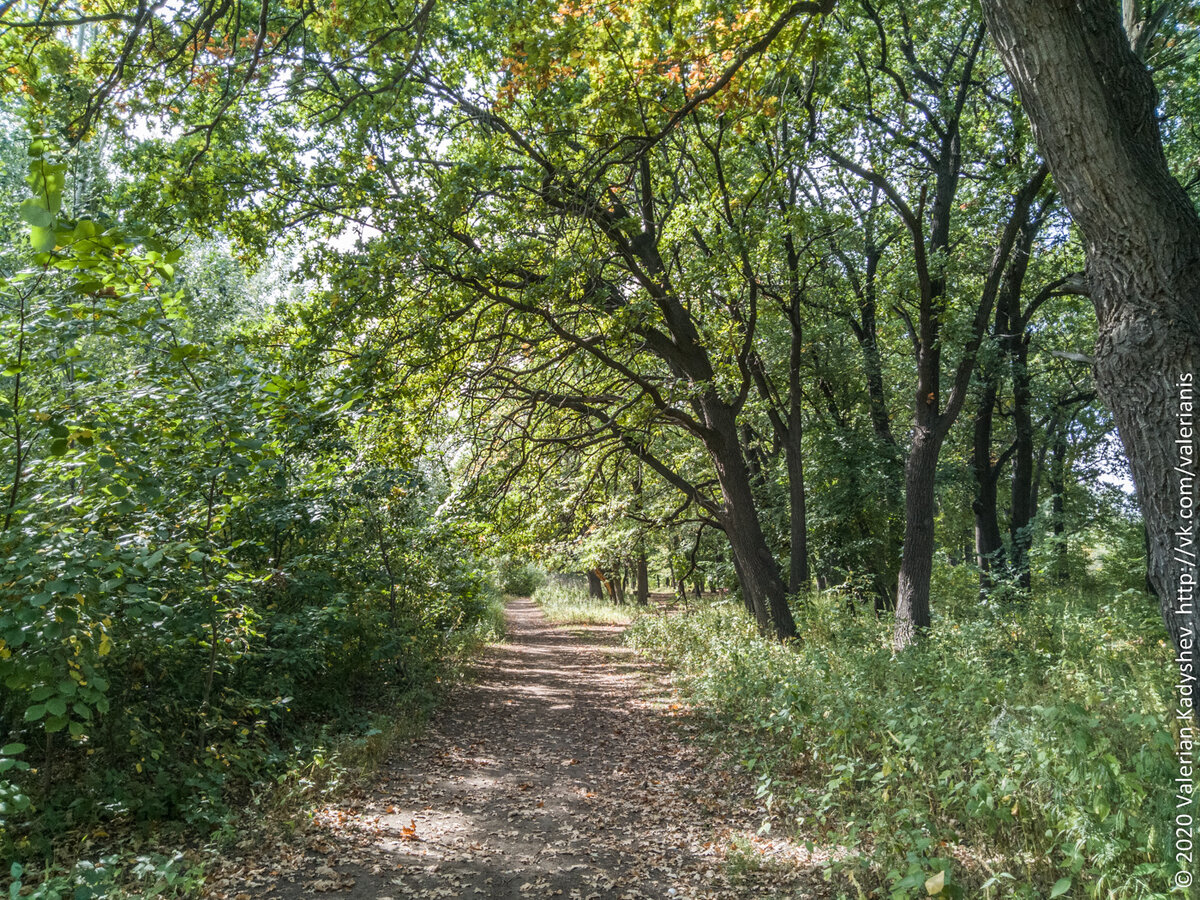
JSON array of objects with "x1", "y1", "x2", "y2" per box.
[
  {"x1": 981, "y1": 0, "x2": 1200, "y2": 662},
  {"x1": 894, "y1": 427, "x2": 941, "y2": 647},
  {"x1": 708, "y1": 407, "x2": 798, "y2": 639}
]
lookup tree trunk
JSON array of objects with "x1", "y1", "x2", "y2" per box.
[
  {"x1": 895, "y1": 427, "x2": 942, "y2": 648},
  {"x1": 1008, "y1": 337, "x2": 1036, "y2": 590},
  {"x1": 1003, "y1": 213, "x2": 1042, "y2": 592},
  {"x1": 972, "y1": 381, "x2": 1007, "y2": 586},
  {"x1": 707, "y1": 405, "x2": 797, "y2": 639},
  {"x1": 786, "y1": 307, "x2": 810, "y2": 594},
  {"x1": 981, "y1": 0, "x2": 1200, "y2": 664},
  {"x1": 1049, "y1": 426, "x2": 1069, "y2": 583},
  {"x1": 588, "y1": 570, "x2": 603, "y2": 599},
  {"x1": 599, "y1": 570, "x2": 619, "y2": 604},
  {"x1": 636, "y1": 548, "x2": 649, "y2": 605}
]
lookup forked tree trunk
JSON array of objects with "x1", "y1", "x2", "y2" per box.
[
  {"x1": 981, "y1": 0, "x2": 1200, "y2": 664},
  {"x1": 707, "y1": 404, "x2": 797, "y2": 639}
]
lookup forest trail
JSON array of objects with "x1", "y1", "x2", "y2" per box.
[{"x1": 202, "y1": 597, "x2": 828, "y2": 899}]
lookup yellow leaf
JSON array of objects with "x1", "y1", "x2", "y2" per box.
[{"x1": 925, "y1": 870, "x2": 945, "y2": 895}]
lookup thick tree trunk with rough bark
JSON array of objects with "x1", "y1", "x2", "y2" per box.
[
  {"x1": 588, "y1": 570, "x2": 603, "y2": 600},
  {"x1": 706, "y1": 402, "x2": 798, "y2": 639},
  {"x1": 895, "y1": 426, "x2": 943, "y2": 647},
  {"x1": 981, "y1": 0, "x2": 1200, "y2": 663}
]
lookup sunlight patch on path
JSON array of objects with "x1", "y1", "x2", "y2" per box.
[{"x1": 201, "y1": 597, "x2": 838, "y2": 899}]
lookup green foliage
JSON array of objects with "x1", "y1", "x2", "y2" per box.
[
  {"x1": 628, "y1": 587, "x2": 1179, "y2": 898},
  {"x1": 497, "y1": 557, "x2": 548, "y2": 597},
  {"x1": 0, "y1": 126, "x2": 501, "y2": 883},
  {"x1": 6, "y1": 853, "x2": 204, "y2": 900}
]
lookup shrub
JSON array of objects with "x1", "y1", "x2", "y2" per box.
[{"x1": 497, "y1": 558, "x2": 548, "y2": 596}]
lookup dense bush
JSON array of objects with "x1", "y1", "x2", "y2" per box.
[
  {"x1": 497, "y1": 557, "x2": 548, "y2": 597},
  {"x1": 628, "y1": 582, "x2": 1178, "y2": 898},
  {"x1": 0, "y1": 136, "x2": 503, "y2": 886}
]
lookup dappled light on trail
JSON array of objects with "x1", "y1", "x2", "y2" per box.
[{"x1": 202, "y1": 598, "x2": 837, "y2": 899}]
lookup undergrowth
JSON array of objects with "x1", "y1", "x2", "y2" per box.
[
  {"x1": 532, "y1": 582, "x2": 635, "y2": 626},
  {"x1": 2, "y1": 591, "x2": 506, "y2": 899},
  {"x1": 627, "y1": 572, "x2": 1182, "y2": 899}
]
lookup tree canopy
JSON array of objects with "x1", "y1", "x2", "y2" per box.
[{"x1": 1, "y1": 0, "x2": 1198, "y2": 895}]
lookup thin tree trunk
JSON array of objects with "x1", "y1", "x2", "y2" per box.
[
  {"x1": 786, "y1": 303, "x2": 810, "y2": 594},
  {"x1": 1049, "y1": 427, "x2": 1069, "y2": 582},
  {"x1": 1002, "y1": 209, "x2": 1044, "y2": 591},
  {"x1": 972, "y1": 381, "x2": 1007, "y2": 586},
  {"x1": 636, "y1": 548, "x2": 649, "y2": 605},
  {"x1": 1008, "y1": 337, "x2": 1036, "y2": 590}
]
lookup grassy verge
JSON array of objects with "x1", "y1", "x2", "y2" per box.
[
  {"x1": 532, "y1": 582, "x2": 635, "y2": 626},
  {"x1": 626, "y1": 576, "x2": 1180, "y2": 899}
]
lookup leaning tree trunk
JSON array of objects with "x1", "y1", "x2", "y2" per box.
[
  {"x1": 981, "y1": 0, "x2": 1200, "y2": 665},
  {"x1": 706, "y1": 403, "x2": 798, "y2": 639}
]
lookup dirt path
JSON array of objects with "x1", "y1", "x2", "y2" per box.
[{"x1": 204, "y1": 598, "x2": 826, "y2": 899}]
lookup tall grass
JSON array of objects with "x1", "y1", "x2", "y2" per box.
[
  {"x1": 532, "y1": 582, "x2": 635, "y2": 626},
  {"x1": 627, "y1": 576, "x2": 1181, "y2": 898}
]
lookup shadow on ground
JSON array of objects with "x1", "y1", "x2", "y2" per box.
[{"x1": 203, "y1": 597, "x2": 836, "y2": 899}]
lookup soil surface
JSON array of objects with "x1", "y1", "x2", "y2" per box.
[{"x1": 203, "y1": 597, "x2": 828, "y2": 899}]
